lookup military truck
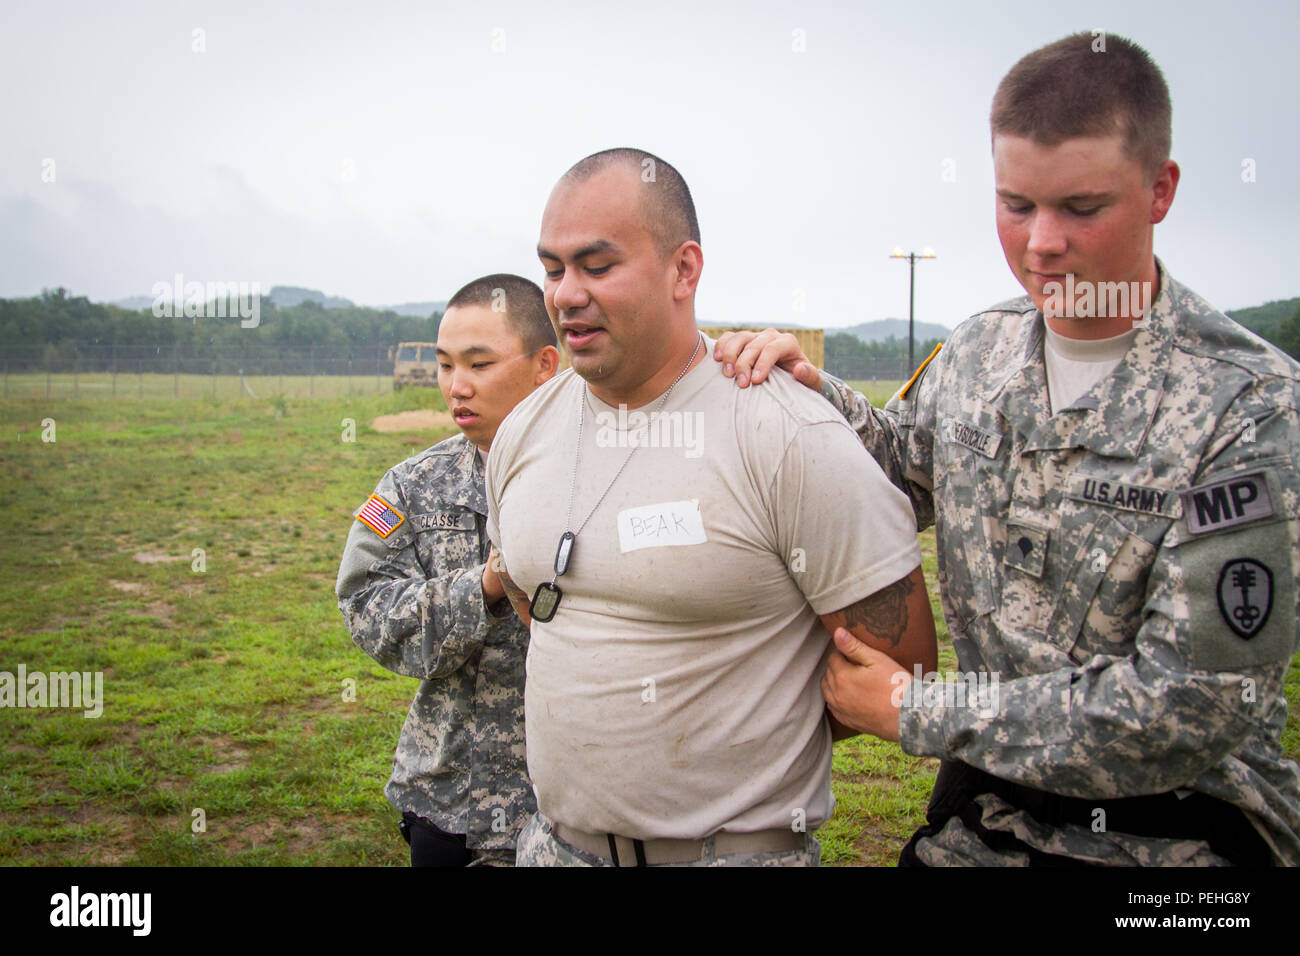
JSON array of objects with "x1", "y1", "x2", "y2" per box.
[{"x1": 390, "y1": 341, "x2": 439, "y2": 390}]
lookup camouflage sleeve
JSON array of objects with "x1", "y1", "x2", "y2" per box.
[
  {"x1": 819, "y1": 369, "x2": 936, "y2": 531},
  {"x1": 899, "y1": 396, "x2": 1300, "y2": 799},
  {"x1": 335, "y1": 471, "x2": 492, "y2": 681}
]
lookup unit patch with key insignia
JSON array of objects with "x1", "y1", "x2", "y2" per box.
[{"x1": 1216, "y1": 558, "x2": 1273, "y2": 639}]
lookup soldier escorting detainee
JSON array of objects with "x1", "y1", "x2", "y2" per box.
[
  {"x1": 336, "y1": 275, "x2": 558, "y2": 865},
  {"x1": 718, "y1": 33, "x2": 1300, "y2": 866}
]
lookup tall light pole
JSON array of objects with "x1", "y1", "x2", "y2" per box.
[{"x1": 890, "y1": 247, "x2": 936, "y2": 373}]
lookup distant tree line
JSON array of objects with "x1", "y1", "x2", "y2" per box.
[
  {"x1": 3, "y1": 288, "x2": 1298, "y2": 376},
  {"x1": 1261, "y1": 307, "x2": 1300, "y2": 360},
  {"x1": 0, "y1": 288, "x2": 442, "y2": 372}
]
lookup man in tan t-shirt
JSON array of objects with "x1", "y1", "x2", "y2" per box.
[{"x1": 486, "y1": 147, "x2": 938, "y2": 866}]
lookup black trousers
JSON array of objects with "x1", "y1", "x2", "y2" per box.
[
  {"x1": 899, "y1": 760, "x2": 1272, "y2": 867},
  {"x1": 399, "y1": 811, "x2": 472, "y2": 868}
]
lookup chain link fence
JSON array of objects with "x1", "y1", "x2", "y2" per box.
[
  {"x1": 1, "y1": 342, "x2": 922, "y2": 400},
  {"x1": 825, "y1": 357, "x2": 917, "y2": 382},
  {"x1": 0, "y1": 343, "x2": 402, "y2": 400}
]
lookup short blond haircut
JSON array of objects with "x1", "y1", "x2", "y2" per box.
[{"x1": 991, "y1": 32, "x2": 1172, "y2": 179}]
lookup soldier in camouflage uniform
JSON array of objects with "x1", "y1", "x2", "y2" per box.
[
  {"x1": 714, "y1": 34, "x2": 1300, "y2": 865},
  {"x1": 336, "y1": 274, "x2": 559, "y2": 866}
]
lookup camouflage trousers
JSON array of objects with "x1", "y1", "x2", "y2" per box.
[
  {"x1": 515, "y1": 812, "x2": 821, "y2": 867},
  {"x1": 910, "y1": 793, "x2": 1234, "y2": 866},
  {"x1": 468, "y1": 848, "x2": 517, "y2": 867}
]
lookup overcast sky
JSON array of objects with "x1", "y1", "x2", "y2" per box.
[{"x1": 2, "y1": 0, "x2": 1296, "y2": 330}]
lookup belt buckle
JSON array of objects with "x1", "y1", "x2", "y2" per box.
[{"x1": 606, "y1": 833, "x2": 648, "y2": 867}]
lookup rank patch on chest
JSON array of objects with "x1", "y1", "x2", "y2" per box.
[
  {"x1": 1217, "y1": 558, "x2": 1273, "y2": 639},
  {"x1": 1181, "y1": 471, "x2": 1274, "y2": 536},
  {"x1": 1003, "y1": 522, "x2": 1047, "y2": 578},
  {"x1": 356, "y1": 494, "x2": 405, "y2": 538},
  {"x1": 943, "y1": 418, "x2": 1002, "y2": 458},
  {"x1": 1064, "y1": 474, "x2": 1178, "y2": 517}
]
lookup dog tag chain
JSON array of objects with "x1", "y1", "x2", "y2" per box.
[{"x1": 529, "y1": 334, "x2": 703, "y2": 623}]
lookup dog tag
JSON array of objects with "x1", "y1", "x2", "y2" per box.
[
  {"x1": 530, "y1": 581, "x2": 562, "y2": 622},
  {"x1": 554, "y1": 531, "x2": 575, "y2": 577}
]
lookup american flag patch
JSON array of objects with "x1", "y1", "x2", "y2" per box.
[{"x1": 356, "y1": 494, "x2": 405, "y2": 538}]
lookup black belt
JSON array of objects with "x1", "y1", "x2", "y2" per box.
[{"x1": 900, "y1": 760, "x2": 1272, "y2": 867}]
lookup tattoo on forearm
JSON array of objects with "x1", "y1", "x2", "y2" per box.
[
  {"x1": 499, "y1": 568, "x2": 528, "y2": 605},
  {"x1": 842, "y1": 576, "x2": 915, "y2": 647}
]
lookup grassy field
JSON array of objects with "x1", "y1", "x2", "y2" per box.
[{"x1": 0, "y1": 378, "x2": 1294, "y2": 867}]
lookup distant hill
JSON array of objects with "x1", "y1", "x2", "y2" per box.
[
  {"x1": 838, "y1": 318, "x2": 954, "y2": 344},
  {"x1": 375, "y1": 301, "x2": 447, "y2": 317},
  {"x1": 840, "y1": 299, "x2": 1300, "y2": 347},
  {"x1": 89, "y1": 289, "x2": 1300, "y2": 348},
  {"x1": 111, "y1": 295, "x2": 156, "y2": 311},
  {"x1": 699, "y1": 319, "x2": 810, "y2": 330},
  {"x1": 700, "y1": 318, "x2": 952, "y2": 343},
  {"x1": 109, "y1": 285, "x2": 445, "y2": 318},
  {"x1": 267, "y1": 286, "x2": 356, "y2": 310}
]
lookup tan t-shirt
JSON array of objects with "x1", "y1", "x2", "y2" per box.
[
  {"x1": 1044, "y1": 325, "x2": 1138, "y2": 414},
  {"x1": 486, "y1": 335, "x2": 921, "y2": 839}
]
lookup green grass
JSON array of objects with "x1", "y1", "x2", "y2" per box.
[
  {"x1": 819, "y1": 512, "x2": 951, "y2": 866},
  {"x1": 0, "y1": 376, "x2": 1295, "y2": 867},
  {"x1": 846, "y1": 379, "x2": 906, "y2": 408},
  {"x1": 0, "y1": 380, "x2": 446, "y2": 865}
]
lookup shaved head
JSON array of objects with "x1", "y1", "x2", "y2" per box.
[
  {"x1": 446, "y1": 273, "x2": 556, "y2": 355},
  {"x1": 560, "y1": 147, "x2": 700, "y2": 258}
]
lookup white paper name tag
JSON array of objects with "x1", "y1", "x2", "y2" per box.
[{"x1": 617, "y1": 499, "x2": 708, "y2": 553}]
